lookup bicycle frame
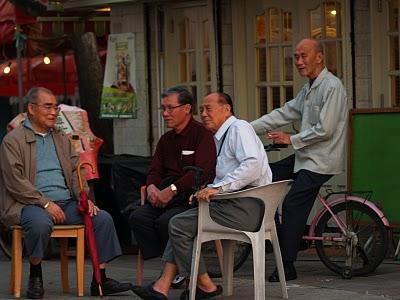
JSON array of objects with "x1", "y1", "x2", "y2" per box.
[{"x1": 304, "y1": 194, "x2": 390, "y2": 241}]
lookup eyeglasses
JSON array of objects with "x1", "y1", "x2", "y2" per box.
[
  {"x1": 30, "y1": 103, "x2": 61, "y2": 112},
  {"x1": 159, "y1": 103, "x2": 186, "y2": 113}
]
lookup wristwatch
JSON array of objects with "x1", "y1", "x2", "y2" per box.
[{"x1": 170, "y1": 184, "x2": 178, "y2": 195}]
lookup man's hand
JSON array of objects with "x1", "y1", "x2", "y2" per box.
[
  {"x1": 196, "y1": 187, "x2": 219, "y2": 202},
  {"x1": 45, "y1": 201, "x2": 66, "y2": 224},
  {"x1": 267, "y1": 131, "x2": 292, "y2": 145},
  {"x1": 156, "y1": 187, "x2": 175, "y2": 208},
  {"x1": 146, "y1": 184, "x2": 160, "y2": 206},
  {"x1": 87, "y1": 200, "x2": 100, "y2": 217}
]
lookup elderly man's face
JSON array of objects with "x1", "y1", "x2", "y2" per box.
[
  {"x1": 294, "y1": 39, "x2": 323, "y2": 79},
  {"x1": 27, "y1": 91, "x2": 60, "y2": 133},
  {"x1": 161, "y1": 93, "x2": 191, "y2": 132},
  {"x1": 200, "y1": 93, "x2": 231, "y2": 133}
]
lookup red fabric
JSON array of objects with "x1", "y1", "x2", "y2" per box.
[
  {"x1": 0, "y1": 53, "x2": 77, "y2": 96},
  {"x1": 0, "y1": 0, "x2": 37, "y2": 45},
  {"x1": 0, "y1": 0, "x2": 36, "y2": 24},
  {"x1": 0, "y1": 21, "x2": 14, "y2": 43},
  {"x1": 78, "y1": 190, "x2": 102, "y2": 289}
]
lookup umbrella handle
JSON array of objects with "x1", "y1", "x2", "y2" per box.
[{"x1": 77, "y1": 161, "x2": 96, "y2": 191}]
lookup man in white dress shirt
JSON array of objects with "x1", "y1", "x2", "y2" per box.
[{"x1": 132, "y1": 92, "x2": 272, "y2": 300}]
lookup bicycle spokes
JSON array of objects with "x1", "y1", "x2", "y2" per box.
[{"x1": 315, "y1": 201, "x2": 388, "y2": 277}]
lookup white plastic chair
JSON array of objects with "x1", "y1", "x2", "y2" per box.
[{"x1": 189, "y1": 180, "x2": 293, "y2": 300}]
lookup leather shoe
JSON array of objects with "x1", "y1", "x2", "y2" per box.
[
  {"x1": 180, "y1": 285, "x2": 223, "y2": 300},
  {"x1": 131, "y1": 283, "x2": 168, "y2": 300},
  {"x1": 91, "y1": 277, "x2": 133, "y2": 296},
  {"x1": 268, "y1": 265, "x2": 297, "y2": 282},
  {"x1": 27, "y1": 275, "x2": 44, "y2": 299}
]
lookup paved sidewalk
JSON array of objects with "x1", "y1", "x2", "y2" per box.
[{"x1": 1, "y1": 249, "x2": 399, "y2": 300}]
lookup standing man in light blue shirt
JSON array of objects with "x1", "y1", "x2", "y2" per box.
[
  {"x1": 132, "y1": 92, "x2": 272, "y2": 300},
  {"x1": 251, "y1": 38, "x2": 348, "y2": 282}
]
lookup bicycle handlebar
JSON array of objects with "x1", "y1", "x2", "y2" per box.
[{"x1": 264, "y1": 143, "x2": 289, "y2": 152}]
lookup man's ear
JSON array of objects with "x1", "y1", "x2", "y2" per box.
[
  {"x1": 316, "y1": 52, "x2": 324, "y2": 64},
  {"x1": 27, "y1": 103, "x2": 34, "y2": 115}
]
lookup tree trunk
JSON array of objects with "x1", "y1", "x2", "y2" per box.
[{"x1": 72, "y1": 32, "x2": 113, "y2": 154}]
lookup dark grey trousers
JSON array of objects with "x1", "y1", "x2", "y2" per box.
[
  {"x1": 20, "y1": 200, "x2": 122, "y2": 263},
  {"x1": 162, "y1": 197, "x2": 265, "y2": 276}
]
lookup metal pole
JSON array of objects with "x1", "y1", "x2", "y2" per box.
[
  {"x1": 62, "y1": 49, "x2": 67, "y2": 102},
  {"x1": 16, "y1": 25, "x2": 24, "y2": 113}
]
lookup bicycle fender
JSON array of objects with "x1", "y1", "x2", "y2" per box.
[{"x1": 308, "y1": 196, "x2": 390, "y2": 237}]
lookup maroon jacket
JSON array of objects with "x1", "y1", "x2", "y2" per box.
[{"x1": 147, "y1": 118, "x2": 216, "y2": 196}]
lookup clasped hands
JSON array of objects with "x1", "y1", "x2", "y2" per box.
[
  {"x1": 45, "y1": 199, "x2": 99, "y2": 224},
  {"x1": 146, "y1": 184, "x2": 174, "y2": 208}
]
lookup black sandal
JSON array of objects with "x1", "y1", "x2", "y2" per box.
[{"x1": 180, "y1": 284, "x2": 223, "y2": 300}]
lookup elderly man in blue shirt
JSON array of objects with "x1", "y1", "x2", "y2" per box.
[{"x1": 132, "y1": 92, "x2": 272, "y2": 300}]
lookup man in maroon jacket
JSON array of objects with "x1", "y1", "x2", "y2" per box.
[{"x1": 128, "y1": 86, "x2": 216, "y2": 267}]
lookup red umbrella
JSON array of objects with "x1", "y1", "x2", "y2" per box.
[{"x1": 77, "y1": 161, "x2": 103, "y2": 297}]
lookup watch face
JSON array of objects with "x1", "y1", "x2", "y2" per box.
[{"x1": 170, "y1": 184, "x2": 177, "y2": 193}]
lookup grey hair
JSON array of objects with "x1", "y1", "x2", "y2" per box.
[
  {"x1": 161, "y1": 86, "x2": 194, "y2": 106},
  {"x1": 26, "y1": 87, "x2": 55, "y2": 103}
]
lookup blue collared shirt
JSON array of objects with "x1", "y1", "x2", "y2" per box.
[
  {"x1": 23, "y1": 119, "x2": 72, "y2": 201},
  {"x1": 210, "y1": 116, "x2": 272, "y2": 192}
]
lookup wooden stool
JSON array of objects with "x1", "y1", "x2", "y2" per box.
[{"x1": 9, "y1": 225, "x2": 85, "y2": 298}]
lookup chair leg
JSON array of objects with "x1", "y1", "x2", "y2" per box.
[
  {"x1": 76, "y1": 228, "x2": 85, "y2": 297},
  {"x1": 252, "y1": 236, "x2": 265, "y2": 300},
  {"x1": 221, "y1": 240, "x2": 235, "y2": 296},
  {"x1": 10, "y1": 228, "x2": 22, "y2": 298},
  {"x1": 189, "y1": 237, "x2": 202, "y2": 300},
  {"x1": 271, "y1": 229, "x2": 288, "y2": 299},
  {"x1": 214, "y1": 240, "x2": 224, "y2": 274},
  {"x1": 60, "y1": 238, "x2": 69, "y2": 293},
  {"x1": 136, "y1": 250, "x2": 144, "y2": 286}
]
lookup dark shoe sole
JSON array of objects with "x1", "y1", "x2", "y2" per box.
[
  {"x1": 27, "y1": 291, "x2": 44, "y2": 299},
  {"x1": 131, "y1": 284, "x2": 168, "y2": 300},
  {"x1": 180, "y1": 284, "x2": 223, "y2": 300},
  {"x1": 268, "y1": 272, "x2": 297, "y2": 282}
]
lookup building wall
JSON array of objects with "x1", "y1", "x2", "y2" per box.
[
  {"x1": 353, "y1": 0, "x2": 372, "y2": 108},
  {"x1": 111, "y1": 3, "x2": 151, "y2": 156},
  {"x1": 219, "y1": 0, "x2": 234, "y2": 98}
]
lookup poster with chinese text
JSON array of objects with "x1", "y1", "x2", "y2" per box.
[{"x1": 100, "y1": 33, "x2": 137, "y2": 118}]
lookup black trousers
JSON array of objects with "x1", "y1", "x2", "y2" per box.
[
  {"x1": 128, "y1": 203, "x2": 188, "y2": 260},
  {"x1": 270, "y1": 155, "x2": 332, "y2": 262}
]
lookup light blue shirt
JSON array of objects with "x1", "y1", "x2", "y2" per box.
[
  {"x1": 210, "y1": 116, "x2": 272, "y2": 192},
  {"x1": 23, "y1": 119, "x2": 72, "y2": 201},
  {"x1": 251, "y1": 68, "x2": 348, "y2": 174}
]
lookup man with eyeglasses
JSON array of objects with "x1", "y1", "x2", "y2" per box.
[
  {"x1": 127, "y1": 86, "x2": 216, "y2": 284},
  {"x1": 0, "y1": 87, "x2": 132, "y2": 298}
]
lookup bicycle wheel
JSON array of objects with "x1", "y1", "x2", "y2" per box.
[
  {"x1": 202, "y1": 240, "x2": 251, "y2": 278},
  {"x1": 0, "y1": 227, "x2": 12, "y2": 259},
  {"x1": 315, "y1": 201, "x2": 388, "y2": 277}
]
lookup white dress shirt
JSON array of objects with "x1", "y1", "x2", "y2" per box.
[{"x1": 210, "y1": 116, "x2": 272, "y2": 192}]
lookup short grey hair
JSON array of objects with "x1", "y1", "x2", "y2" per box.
[{"x1": 26, "y1": 87, "x2": 55, "y2": 103}]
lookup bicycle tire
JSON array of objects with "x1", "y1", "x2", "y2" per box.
[
  {"x1": 315, "y1": 201, "x2": 388, "y2": 276},
  {"x1": 202, "y1": 241, "x2": 251, "y2": 278},
  {"x1": 0, "y1": 227, "x2": 12, "y2": 259}
]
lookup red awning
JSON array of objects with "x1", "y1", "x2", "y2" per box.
[
  {"x1": 0, "y1": 50, "x2": 106, "y2": 96},
  {"x1": 0, "y1": 53, "x2": 76, "y2": 96}
]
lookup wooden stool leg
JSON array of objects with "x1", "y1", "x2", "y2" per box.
[
  {"x1": 10, "y1": 228, "x2": 22, "y2": 298},
  {"x1": 136, "y1": 250, "x2": 144, "y2": 286},
  {"x1": 60, "y1": 238, "x2": 69, "y2": 293},
  {"x1": 76, "y1": 228, "x2": 85, "y2": 297}
]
